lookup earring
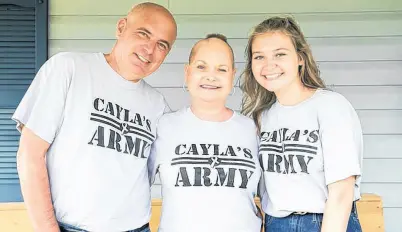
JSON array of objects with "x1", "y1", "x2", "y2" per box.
[
  {"x1": 182, "y1": 82, "x2": 188, "y2": 92},
  {"x1": 229, "y1": 87, "x2": 236, "y2": 96},
  {"x1": 229, "y1": 76, "x2": 240, "y2": 96}
]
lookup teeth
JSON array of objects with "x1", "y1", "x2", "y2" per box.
[
  {"x1": 263, "y1": 73, "x2": 282, "y2": 79},
  {"x1": 136, "y1": 54, "x2": 150, "y2": 63},
  {"x1": 201, "y1": 85, "x2": 219, "y2": 89}
]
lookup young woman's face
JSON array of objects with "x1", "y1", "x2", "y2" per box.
[
  {"x1": 185, "y1": 38, "x2": 235, "y2": 103},
  {"x1": 251, "y1": 32, "x2": 303, "y2": 93}
]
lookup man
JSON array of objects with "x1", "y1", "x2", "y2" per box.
[{"x1": 12, "y1": 2, "x2": 177, "y2": 232}]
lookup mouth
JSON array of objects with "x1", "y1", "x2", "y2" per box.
[
  {"x1": 200, "y1": 84, "x2": 221, "y2": 90},
  {"x1": 262, "y1": 73, "x2": 283, "y2": 80},
  {"x1": 135, "y1": 53, "x2": 151, "y2": 64}
]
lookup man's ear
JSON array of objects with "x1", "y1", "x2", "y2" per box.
[{"x1": 116, "y1": 18, "x2": 127, "y2": 38}]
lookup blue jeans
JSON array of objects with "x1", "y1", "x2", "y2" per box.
[
  {"x1": 59, "y1": 222, "x2": 150, "y2": 232},
  {"x1": 264, "y1": 203, "x2": 362, "y2": 232}
]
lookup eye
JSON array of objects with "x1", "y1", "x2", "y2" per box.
[
  {"x1": 253, "y1": 55, "x2": 264, "y2": 60},
  {"x1": 196, "y1": 65, "x2": 206, "y2": 69},
  {"x1": 275, "y1": 53, "x2": 286, "y2": 57},
  {"x1": 218, "y1": 68, "x2": 228, "y2": 72},
  {"x1": 137, "y1": 31, "x2": 149, "y2": 38},
  {"x1": 158, "y1": 42, "x2": 168, "y2": 51}
]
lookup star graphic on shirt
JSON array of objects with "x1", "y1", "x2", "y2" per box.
[
  {"x1": 282, "y1": 143, "x2": 286, "y2": 153},
  {"x1": 208, "y1": 157, "x2": 222, "y2": 168}
]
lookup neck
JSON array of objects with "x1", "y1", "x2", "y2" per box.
[
  {"x1": 104, "y1": 52, "x2": 120, "y2": 74},
  {"x1": 190, "y1": 99, "x2": 232, "y2": 122},
  {"x1": 275, "y1": 79, "x2": 316, "y2": 106}
]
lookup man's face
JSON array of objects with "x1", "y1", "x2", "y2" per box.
[{"x1": 114, "y1": 10, "x2": 177, "y2": 82}]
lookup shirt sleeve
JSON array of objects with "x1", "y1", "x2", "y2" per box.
[
  {"x1": 147, "y1": 113, "x2": 167, "y2": 185},
  {"x1": 163, "y1": 97, "x2": 172, "y2": 114},
  {"x1": 147, "y1": 92, "x2": 171, "y2": 185},
  {"x1": 11, "y1": 52, "x2": 74, "y2": 144},
  {"x1": 318, "y1": 93, "x2": 363, "y2": 186},
  {"x1": 148, "y1": 138, "x2": 160, "y2": 185}
]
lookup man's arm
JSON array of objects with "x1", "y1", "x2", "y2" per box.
[{"x1": 17, "y1": 126, "x2": 60, "y2": 232}]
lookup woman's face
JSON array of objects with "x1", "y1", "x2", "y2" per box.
[
  {"x1": 185, "y1": 38, "x2": 235, "y2": 103},
  {"x1": 251, "y1": 31, "x2": 303, "y2": 93}
]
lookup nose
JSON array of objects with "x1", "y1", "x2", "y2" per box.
[
  {"x1": 143, "y1": 40, "x2": 157, "y2": 55},
  {"x1": 207, "y1": 67, "x2": 223, "y2": 80},
  {"x1": 206, "y1": 75, "x2": 217, "y2": 82},
  {"x1": 262, "y1": 58, "x2": 277, "y2": 71}
]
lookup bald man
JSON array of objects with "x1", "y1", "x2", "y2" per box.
[{"x1": 12, "y1": 3, "x2": 177, "y2": 232}]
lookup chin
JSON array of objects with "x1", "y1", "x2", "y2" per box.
[
  {"x1": 200, "y1": 96, "x2": 218, "y2": 102},
  {"x1": 263, "y1": 85, "x2": 279, "y2": 92},
  {"x1": 128, "y1": 66, "x2": 144, "y2": 75},
  {"x1": 256, "y1": 80, "x2": 282, "y2": 93},
  {"x1": 195, "y1": 95, "x2": 224, "y2": 103}
]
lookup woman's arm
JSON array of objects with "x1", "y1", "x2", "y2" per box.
[{"x1": 321, "y1": 176, "x2": 355, "y2": 232}]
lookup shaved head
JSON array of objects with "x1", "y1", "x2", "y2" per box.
[
  {"x1": 189, "y1": 34, "x2": 235, "y2": 68},
  {"x1": 127, "y1": 2, "x2": 177, "y2": 35},
  {"x1": 129, "y1": 2, "x2": 171, "y2": 14},
  {"x1": 106, "y1": 2, "x2": 177, "y2": 82}
]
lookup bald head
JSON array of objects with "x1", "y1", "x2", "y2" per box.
[
  {"x1": 127, "y1": 2, "x2": 177, "y2": 35},
  {"x1": 107, "y1": 2, "x2": 177, "y2": 82},
  {"x1": 189, "y1": 34, "x2": 235, "y2": 68},
  {"x1": 129, "y1": 2, "x2": 171, "y2": 14}
]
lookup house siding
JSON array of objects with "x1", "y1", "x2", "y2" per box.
[{"x1": 46, "y1": 0, "x2": 402, "y2": 230}]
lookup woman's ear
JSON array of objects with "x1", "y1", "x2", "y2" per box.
[
  {"x1": 298, "y1": 54, "x2": 304, "y2": 67},
  {"x1": 232, "y1": 68, "x2": 237, "y2": 86},
  {"x1": 184, "y1": 64, "x2": 190, "y2": 86}
]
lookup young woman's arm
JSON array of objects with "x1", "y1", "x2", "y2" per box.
[
  {"x1": 318, "y1": 93, "x2": 364, "y2": 232},
  {"x1": 321, "y1": 176, "x2": 355, "y2": 232}
]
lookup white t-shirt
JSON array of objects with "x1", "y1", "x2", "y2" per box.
[
  {"x1": 12, "y1": 52, "x2": 168, "y2": 231},
  {"x1": 259, "y1": 89, "x2": 363, "y2": 217},
  {"x1": 148, "y1": 107, "x2": 262, "y2": 232}
]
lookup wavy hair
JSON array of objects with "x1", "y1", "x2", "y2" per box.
[{"x1": 241, "y1": 16, "x2": 326, "y2": 133}]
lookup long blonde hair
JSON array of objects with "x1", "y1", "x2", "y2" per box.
[{"x1": 241, "y1": 16, "x2": 326, "y2": 133}]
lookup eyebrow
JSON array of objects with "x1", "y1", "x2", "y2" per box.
[
  {"x1": 274, "y1": 48, "x2": 290, "y2": 52},
  {"x1": 137, "y1": 27, "x2": 171, "y2": 50},
  {"x1": 252, "y1": 48, "x2": 290, "y2": 55},
  {"x1": 193, "y1": 60, "x2": 207, "y2": 64},
  {"x1": 252, "y1": 51, "x2": 263, "y2": 55},
  {"x1": 194, "y1": 60, "x2": 230, "y2": 68}
]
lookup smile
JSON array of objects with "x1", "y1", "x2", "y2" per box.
[
  {"x1": 263, "y1": 73, "x2": 283, "y2": 80},
  {"x1": 200, "y1": 84, "x2": 221, "y2": 89},
  {"x1": 135, "y1": 53, "x2": 150, "y2": 64}
]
